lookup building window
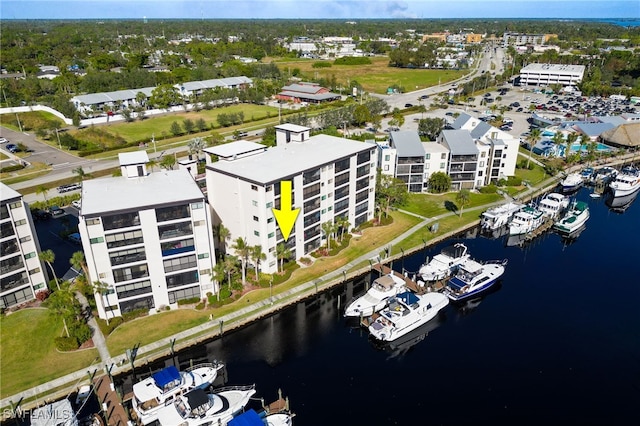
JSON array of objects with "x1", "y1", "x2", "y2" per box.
[
  {"x1": 480, "y1": 161, "x2": 485, "y2": 167},
  {"x1": 90, "y1": 236, "x2": 105, "y2": 244},
  {"x1": 191, "y1": 202, "x2": 204, "y2": 210},
  {"x1": 29, "y1": 267, "x2": 41, "y2": 275},
  {"x1": 158, "y1": 221, "x2": 193, "y2": 240},
  {"x1": 268, "y1": 232, "x2": 275, "y2": 238},
  {"x1": 113, "y1": 264, "x2": 149, "y2": 283},
  {"x1": 24, "y1": 252, "x2": 36, "y2": 259},
  {"x1": 266, "y1": 202, "x2": 273, "y2": 208},
  {"x1": 110, "y1": 247, "x2": 147, "y2": 266},
  {"x1": 267, "y1": 217, "x2": 274, "y2": 223},
  {"x1": 116, "y1": 280, "x2": 152, "y2": 299},
  {"x1": 440, "y1": 163, "x2": 446, "y2": 169},
  {"x1": 198, "y1": 253, "x2": 210, "y2": 259},
  {"x1": 163, "y1": 254, "x2": 198, "y2": 273},
  {"x1": 86, "y1": 218, "x2": 101, "y2": 226},
  {"x1": 254, "y1": 230, "x2": 260, "y2": 236},
  {"x1": 14, "y1": 219, "x2": 26, "y2": 226},
  {"x1": 156, "y1": 204, "x2": 190, "y2": 222},
  {"x1": 425, "y1": 153, "x2": 431, "y2": 160},
  {"x1": 251, "y1": 184, "x2": 258, "y2": 191},
  {"x1": 385, "y1": 155, "x2": 390, "y2": 161},
  {"x1": 166, "y1": 270, "x2": 199, "y2": 289},
  {"x1": 161, "y1": 238, "x2": 195, "y2": 256},
  {"x1": 252, "y1": 200, "x2": 258, "y2": 207},
  {"x1": 106, "y1": 230, "x2": 144, "y2": 249},
  {"x1": 8, "y1": 201, "x2": 22, "y2": 209},
  {"x1": 253, "y1": 215, "x2": 259, "y2": 221},
  {"x1": 168, "y1": 285, "x2": 200, "y2": 303},
  {"x1": 441, "y1": 153, "x2": 447, "y2": 159},
  {"x1": 19, "y1": 236, "x2": 31, "y2": 243}
]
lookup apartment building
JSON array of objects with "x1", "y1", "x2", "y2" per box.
[
  {"x1": 77, "y1": 152, "x2": 216, "y2": 320},
  {"x1": 438, "y1": 130, "x2": 480, "y2": 190},
  {"x1": 518, "y1": 64, "x2": 585, "y2": 87},
  {"x1": 1, "y1": 183, "x2": 48, "y2": 309},
  {"x1": 205, "y1": 124, "x2": 377, "y2": 274}
]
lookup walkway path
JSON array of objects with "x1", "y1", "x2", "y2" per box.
[{"x1": 75, "y1": 291, "x2": 111, "y2": 364}]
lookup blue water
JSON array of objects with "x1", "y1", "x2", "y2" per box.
[
  {"x1": 116, "y1": 186, "x2": 640, "y2": 425},
  {"x1": 570, "y1": 142, "x2": 613, "y2": 153}
]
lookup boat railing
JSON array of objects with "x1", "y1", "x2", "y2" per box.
[
  {"x1": 186, "y1": 361, "x2": 224, "y2": 372},
  {"x1": 483, "y1": 259, "x2": 508, "y2": 266},
  {"x1": 213, "y1": 384, "x2": 256, "y2": 393}
]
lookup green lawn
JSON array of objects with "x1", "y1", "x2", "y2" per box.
[
  {"x1": 274, "y1": 56, "x2": 467, "y2": 94},
  {"x1": 402, "y1": 191, "x2": 503, "y2": 218},
  {"x1": 0, "y1": 309, "x2": 99, "y2": 398}
]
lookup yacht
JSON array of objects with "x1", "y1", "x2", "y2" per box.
[
  {"x1": 609, "y1": 166, "x2": 640, "y2": 198},
  {"x1": 418, "y1": 242, "x2": 470, "y2": 282},
  {"x1": 508, "y1": 205, "x2": 547, "y2": 236},
  {"x1": 133, "y1": 362, "x2": 224, "y2": 425},
  {"x1": 344, "y1": 273, "x2": 406, "y2": 317},
  {"x1": 560, "y1": 172, "x2": 583, "y2": 193},
  {"x1": 229, "y1": 409, "x2": 294, "y2": 426},
  {"x1": 368, "y1": 291, "x2": 449, "y2": 342},
  {"x1": 554, "y1": 200, "x2": 590, "y2": 235},
  {"x1": 538, "y1": 193, "x2": 569, "y2": 219},
  {"x1": 480, "y1": 202, "x2": 525, "y2": 230},
  {"x1": 443, "y1": 257, "x2": 507, "y2": 302},
  {"x1": 591, "y1": 166, "x2": 617, "y2": 185},
  {"x1": 157, "y1": 385, "x2": 256, "y2": 426}
]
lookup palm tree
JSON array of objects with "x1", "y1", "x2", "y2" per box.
[
  {"x1": 188, "y1": 136, "x2": 206, "y2": 161},
  {"x1": 39, "y1": 249, "x2": 59, "y2": 290},
  {"x1": 231, "y1": 237, "x2": 250, "y2": 288},
  {"x1": 551, "y1": 131, "x2": 565, "y2": 158},
  {"x1": 250, "y1": 245, "x2": 266, "y2": 280},
  {"x1": 70, "y1": 251, "x2": 88, "y2": 278},
  {"x1": 526, "y1": 128, "x2": 542, "y2": 169},
  {"x1": 565, "y1": 132, "x2": 579, "y2": 164},
  {"x1": 91, "y1": 280, "x2": 111, "y2": 324},
  {"x1": 456, "y1": 189, "x2": 471, "y2": 218},
  {"x1": 36, "y1": 186, "x2": 50, "y2": 206},
  {"x1": 336, "y1": 216, "x2": 350, "y2": 242},
  {"x1": 275, "y1": 243, "x2": 292, "y2": 273},
  {"x1": 213, "y1": 223, "x2": 230, "y2": 255},
  {"x1": 321, "y1": 221, "x2": 334, "y2": 250},
  {"x1": 211, "y1": 263, "x2": 226, "y2": 301},
  {"x1": 72, "y1": 166, "x2": 89, "y2": 183},
  {"x1": 223, "y1": 255, "x2": 239, "y2": 290},
  {"x1": 46, "y1": 284, "x2": 77, "y2": 337}
]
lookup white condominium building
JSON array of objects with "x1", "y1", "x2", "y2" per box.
[
  {"x1": 205, "y1": 124, "x2": 378, "y2": 273},
  {"x1": 519, "y1": 64, "x2": 585, "y2": 87},
  {"x1": 78, "y1": 152, "x2": 216, "y2": 320},
  {"x1": 1, "y1": 183, "x2": 48, "y2": 309}
]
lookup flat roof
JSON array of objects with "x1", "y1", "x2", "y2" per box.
[
  {"x1": 422, "y1": 142, "x2": 449, "y2": 154},
  {"x1": 203, "y1": 141, "x2": 266, "y2": 159},
  {"x1": 520, "y1": 63, "x2": 585, "y2": 74},
  {"x1": 208, "y1": 134, "x2": 372, "y2": 185},
  {"x1": 1, "y1": 182, "x2": 22, "y2": 203},
  {"x1": 119, "y1": 151, "x2": 149, "y2": 166},
  {"x1": 275, "y1": 123, "x2": 310, "y2": 133},
  {"x1": 81, "y1": 169, "x2": 204, "y2": 216}
]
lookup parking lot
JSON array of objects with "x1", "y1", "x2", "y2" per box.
[{"x1": 33, "y1": 206, "x2": 82, "y2": 279}]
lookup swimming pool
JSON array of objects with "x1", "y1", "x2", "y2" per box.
[{"x1": 569, "y1": 142, "x2": 613, "y2": 153}]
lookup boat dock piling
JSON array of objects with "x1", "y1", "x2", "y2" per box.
[
  {"x1": 523, "y1": 218, "x2": 555, "y2": 242},
  {"x1": 93, "y1": 373, "x2": 130, "y2": 426},
  {"x1": 371, "y1": 263, "x2": 447, "y2": 294}
]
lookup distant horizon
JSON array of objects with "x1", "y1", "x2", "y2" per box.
[{"x1": 1, "y1": 1, "x2": 638, "y2": 21}]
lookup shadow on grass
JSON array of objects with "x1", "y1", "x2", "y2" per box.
[{"x1": 444, "y1": 200, "x2": 458, "y2": 214}]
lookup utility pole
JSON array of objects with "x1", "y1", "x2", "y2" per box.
[{"x1": 55, "y1": 128, "x2": 61, "y2": 149}]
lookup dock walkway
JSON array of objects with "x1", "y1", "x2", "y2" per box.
[{"x1": 93, "y1": 374, "x2": 129, "y2": 426}]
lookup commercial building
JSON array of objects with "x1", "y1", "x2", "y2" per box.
[
  {"x1": 518, "y1": 64, "x2": 586, "y2": 87},
  {"x1": 205, "y1": 124, "x2": 377, "y2": 273},
  {"x1": 77, "y1": 152, "x2": 216, "y2": 320},
  {"x1": 1, "y1": 183, "x2": 48, "y2": 309},
  {"x1": 503, "y1": 32, "x2": 557, "y2": 46},
  {"x1": 276, "y1": 82, "x2": 341, "y2": 104}
]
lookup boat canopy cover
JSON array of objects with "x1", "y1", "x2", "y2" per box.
[
  {"x1": 397, "y1": 291, "x2": 419, "y2": 305},
  {"x1": 152, "y1": 366, "x2": 181, "y2": 389},
  {"x1": 228, "y1": 409, "x2": 264, "y2": 426},
  {"x1": 185, "y1": 388, "x2": 210, "y2": 409},
  {"x1": 374, "y1": 274, "x2": 398, "y2": 289},
  {"x1": 448, "y1": 276, "x2": 468, "y2": 290},
  {"x1": 441, "y1": 243, "x2": 466, "y2": 259},
  {"x1": 575, "y1": 201, "x2": 588, "y2": 211}
]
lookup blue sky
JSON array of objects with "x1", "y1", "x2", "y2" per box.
[{"x1": 1, "y1": 0, "x2": 638, "y2": 20}]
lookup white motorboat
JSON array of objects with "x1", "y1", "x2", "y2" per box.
[
  {"x1": 560, "y1": 172, "x2": 583, "y2": 193},
  {"x1": 418, "y1": 242, "x2": 470, "y2": 282},
  {"x1": 538, "y1": 192, "x2": 570, "y2": 219},
  {"x1": 344, "y1": 273, "x2": 406, "y2": 317},
  {"x1": 133, "y1": 362, "x2": 224, "y2": 425},
  {"x1": 609, "y1": 166, "x2": 640, "y2": 198},
  {"x1": 443, "y1": 257, "x2": 507, "y2": 302},
  {"x1": 157, "y1": 385, "x2": 256, "y2": 426},
  {"x1": 554, "y1": 200, "x2": 590, "y2": 235},
  {"x1": 508, "y1": 205, "x2": 547, "y2": 236},
  {"x1": 31, "y1": 398, "x2": 78, "y2": 426},
  {"x1": 480, "y1": 202, "x2": 525, "y2": 230},
  {"x1": 591, "y1": 166, "x2": 617, "y2": 185},
  {"x1": 368, "y1": 291, "x2": 449, "y2": 342}
]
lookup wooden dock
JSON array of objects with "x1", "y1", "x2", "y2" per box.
[
  {"x1": 371, "y1": 263, "x2": 446, "y2": 295},
  {"x1": 93, "y1": 374, "x2": 130, "y2": 426},
  {"x1": 523, "y1": 218, "x2": 555, "y2": 242}
]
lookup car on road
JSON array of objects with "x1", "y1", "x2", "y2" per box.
[
  {"x1": 419, "y1": 95, "x2": 429, "y2": 100},
  {"x1": 0, "y1": 137, "x2": 8, "y2": 144},
  {"x1": 404, "y1": 103, "x2": 413, "y2": 108},
  {"x1": 5, "y1": 143, "x2": 18, "y2": 153},
  {"x1": 57, "y1": 183, "x2": 81, "y2": 193}
]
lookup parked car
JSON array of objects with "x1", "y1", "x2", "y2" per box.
[
  {"x1": 0, "y1": 137, "x2": 8, "y2": 144},
  {"x1": 5, "y1": 143, "x2": 18, "y2": 153},
  {"x1": 68, "y1": 233, "x2": 81, "y2": 244},
  {"x1": 57, "y1": 183, "x2": 81, "y2": 193},
  {"x1": 72, "y1": 200, "x2": 81, "y2": 209},
  {"x1": 49, "y1": 206, "x2": 64, "y2": 216},
  {"x1": 420, "y1": 95, "x2": 429, "y2": 100},
  {"x1": 32, "y1": 209, "x2": 52, "y2": 221},
  {"x1": 404, "y1": 103, "x2": 413, "y2": 108}
]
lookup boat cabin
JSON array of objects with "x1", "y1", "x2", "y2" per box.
[{"x1": 372, "y1": 275, "x2": 398, "y2": 292}]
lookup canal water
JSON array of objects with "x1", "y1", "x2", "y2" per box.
[{"x1": 118, "y1": 186, "x2": 640, "y2": 425}]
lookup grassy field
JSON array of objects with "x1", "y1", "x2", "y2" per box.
[
  {"x1": 402, "y1": 191, "x2": 504, "y2": 218},
  {"x1": 0, "y1": 309, "x2": 99, "y2": 398},
  {"x1": 274, "y1": 56, "x2": 467, "y2": 94}
]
